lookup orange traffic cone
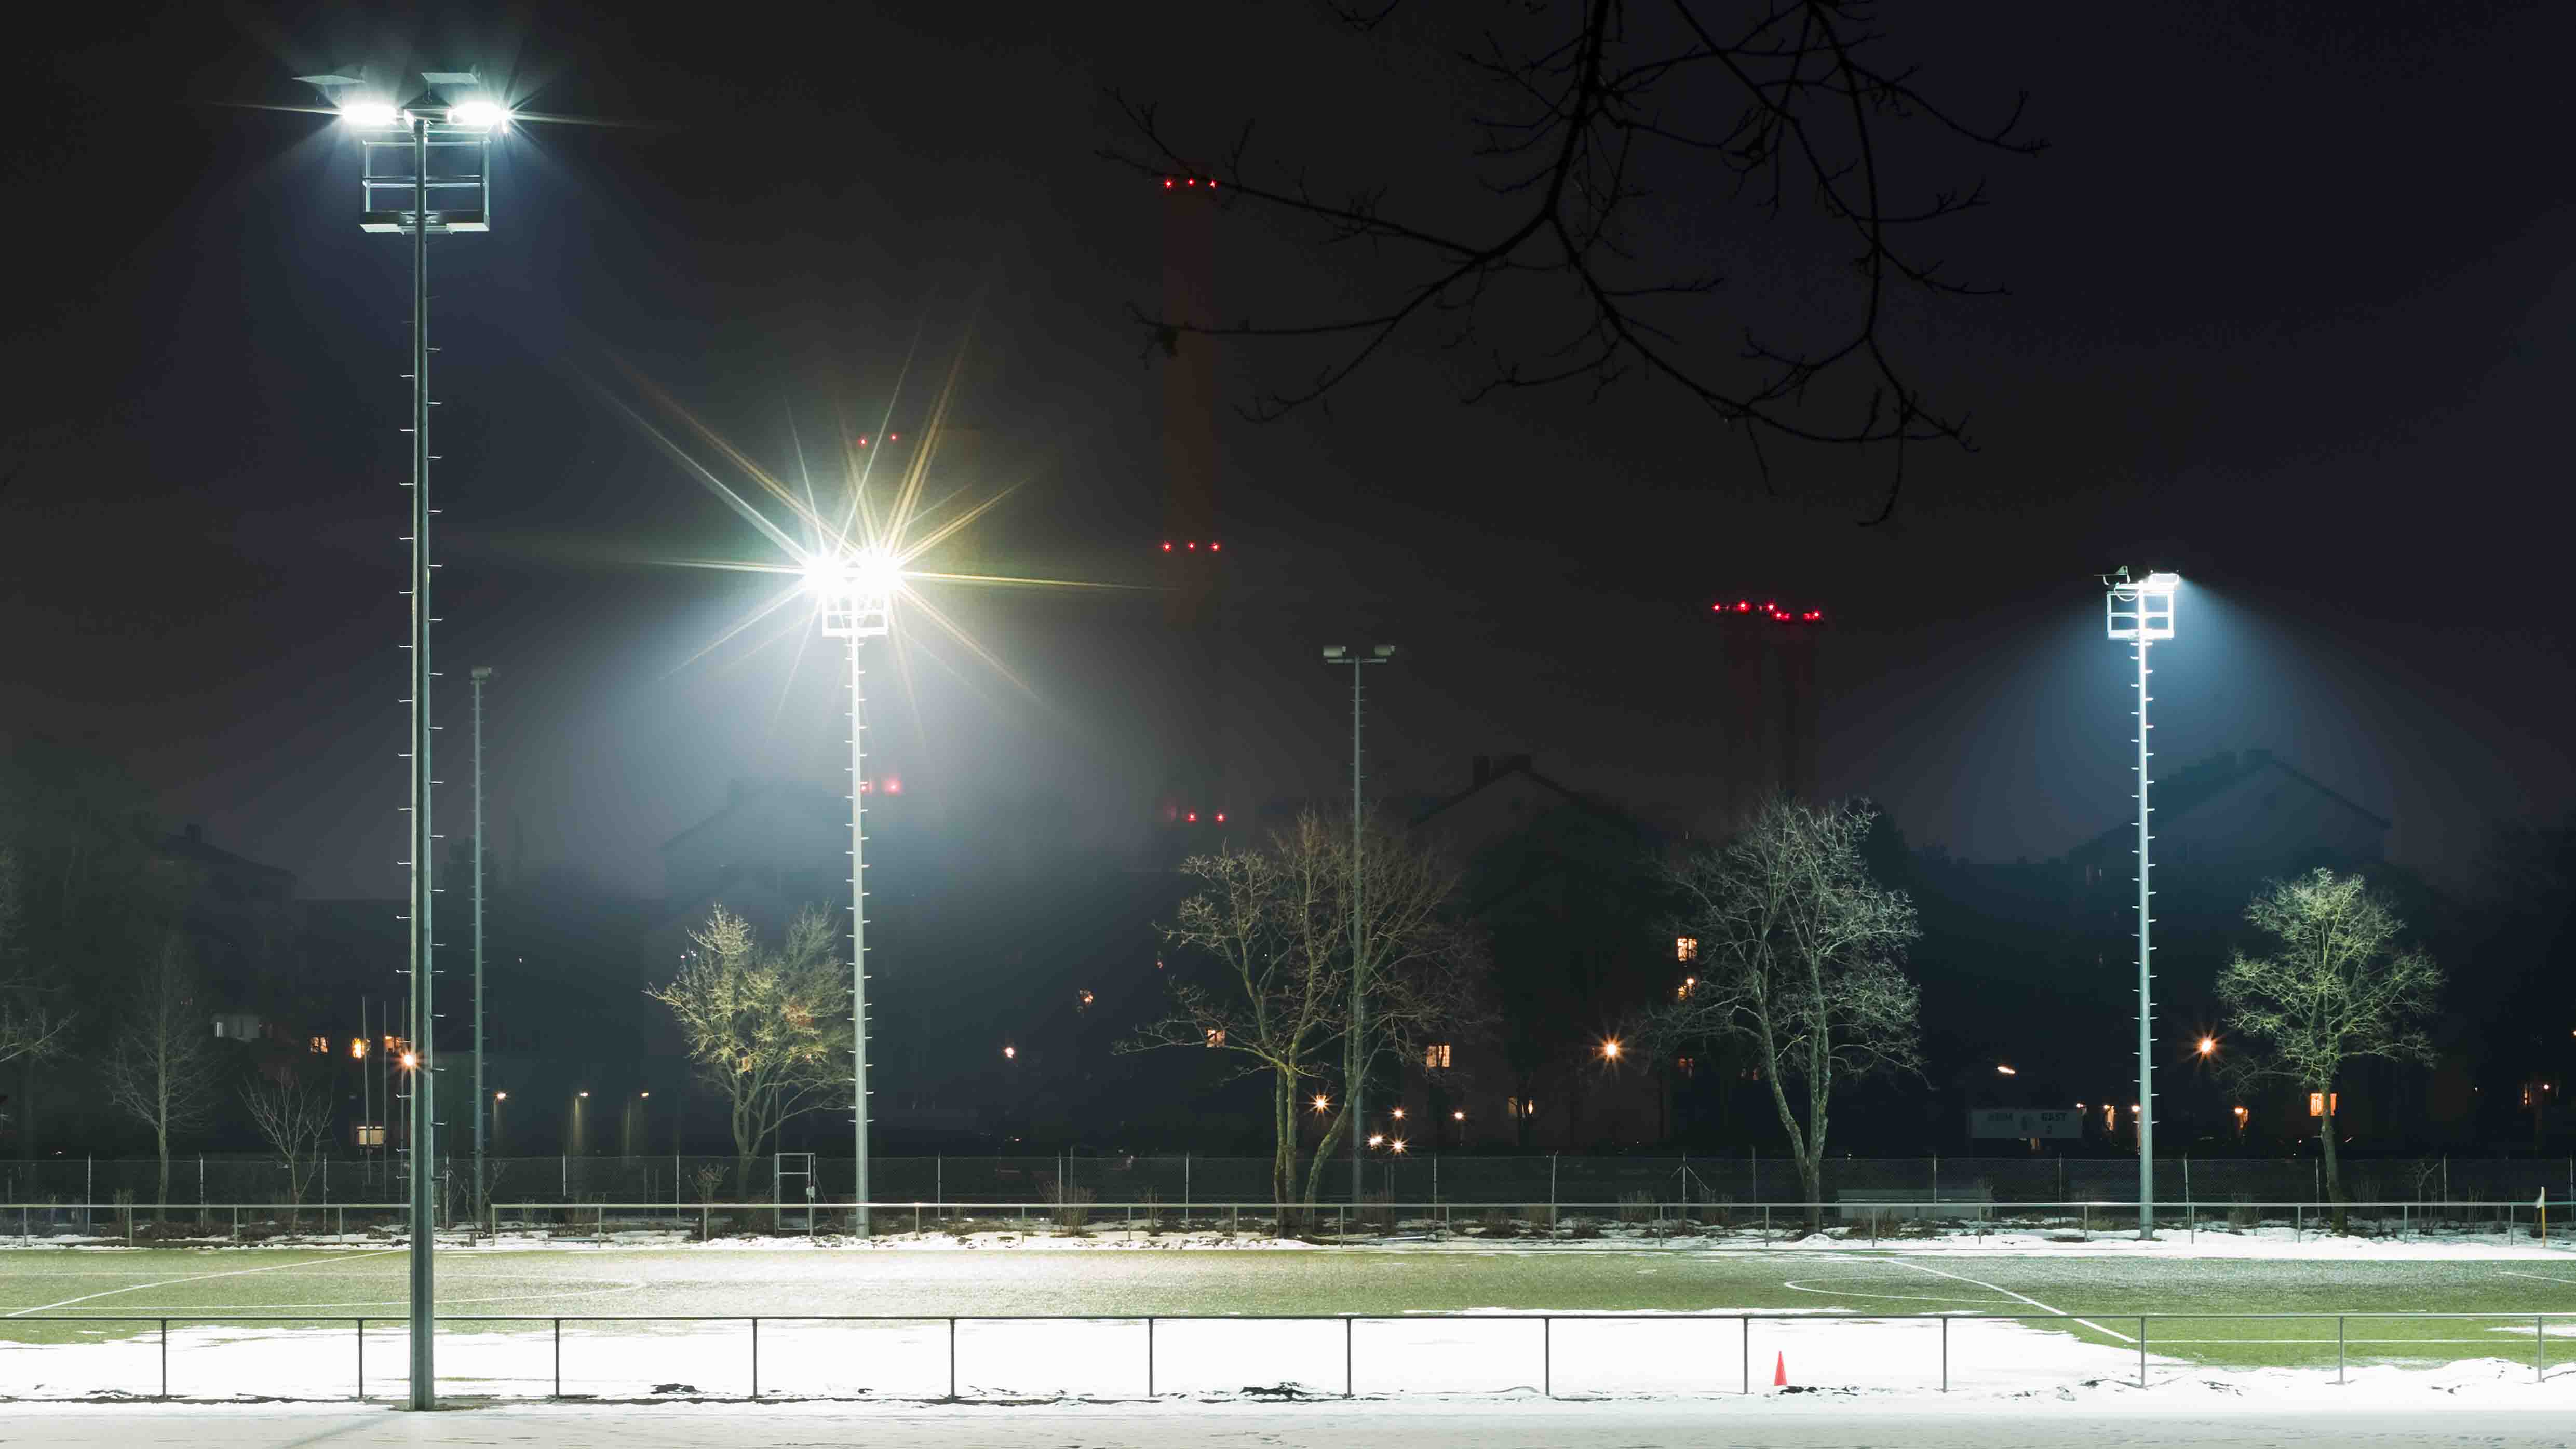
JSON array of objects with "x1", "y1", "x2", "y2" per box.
[{"x1": 1774, "y1": 1351, "x2": 1788, "y2": 1388}]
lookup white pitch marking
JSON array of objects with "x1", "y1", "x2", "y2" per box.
[
  {"x1": 4, "y1": 1249, "x2": 404, "y2": 1318},
  {"x1": 1884, "y1": 1257, "x2": 2136, "y2": 1344},
  {"x1": 2499, "y1": 1271, "x2": 2576, "y2": 1288}
]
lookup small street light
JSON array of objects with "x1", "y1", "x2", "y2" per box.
[
  {"x1": 1600, "y1": 1038, "x2": 1624, "y2": 1062},
  {"x1": 2198, "y1": 1036, "x2": 2217, "y2": 1058},
  {"x1": 1312, "y1": 1094, "x2": 1331, "y2": 1115},
  {"x1": 1995, "y1": 1064, "x2": 2017, "y2": 1076}
]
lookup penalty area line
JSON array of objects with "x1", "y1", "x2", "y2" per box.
[{"x1": 1885, "y1": 1258, "x2": 2136, "y2": 1344}]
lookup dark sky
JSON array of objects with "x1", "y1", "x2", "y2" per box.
[{"x1": 6, "y1": 1, "x2": 2571, "y2": 899}]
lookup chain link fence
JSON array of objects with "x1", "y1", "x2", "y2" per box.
[{"x1": 3, "y1": 1153, "x2": 2570, "y2": 1211}]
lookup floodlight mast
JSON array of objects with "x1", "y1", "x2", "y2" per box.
[
  {"x1": 816, "y1": 551, "x2": 893, "y2": 1236},
  {"x1": 1321, "y1": 643, "x2": 1396, "y2": 1207},
  {"x1": 299, "y1": 64, "x2": 505, "y2": 1411},
  {"x1": 2105, "y1": 568, "x2": 2178, "y2": 1241}
]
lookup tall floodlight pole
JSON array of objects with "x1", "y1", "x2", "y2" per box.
[
  {"x1": 470, "y1": 665, "x2": 491, "y2": 1220},
  {"x1": 812, "y1": 550, "x2": 896, "y2": 1235},
  {"x1": 1321, "y1": 644, "x2": 1395, "y2": 1207},
  {"x1": 300, "y1": 67, "x2": 507, "y2": 1411},
  {"x1": 2104, "y1": 570, "x2": 2179, "y2": 1240}
]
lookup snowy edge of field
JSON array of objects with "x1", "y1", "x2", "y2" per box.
[
  {"x1": 11, "y1": 1224, "x2": 2570, "y2": 1259},
  {"x1": 2, "y1": 1313, "x2": 2572, "y2": 1410}
]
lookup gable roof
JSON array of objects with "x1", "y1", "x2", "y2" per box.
[{"x1": 2064, "y1": 749, "x2": 2390, "y2": 866}]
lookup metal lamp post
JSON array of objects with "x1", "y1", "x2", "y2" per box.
[
  {"x1": 2105, "y1": 568, "x2": 2179, "y2": 1240},
  {"x1": 1321, "y1": 644, "x2": 1395, "y2": 1207},
  {"x1": 470, "y1": 665, "x2": 492, "y2": 1221},
  {"x1": 811, "y1": 549, "x2": 896, "y2": 1235},
  {"x1": 298, "y1": 66, "x2": 507, "y2": 1411}
]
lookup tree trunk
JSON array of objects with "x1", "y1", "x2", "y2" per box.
[
  {"x1": 1797, "y1": 1150, "x2": 1824, "y2": 1235},
  {"x1": 1270, "y1": 1072, "x2": 1299, "y2": 1232},
  {"x1": 155, "y1": 1121, "x2": 169, "y2": 1218}
]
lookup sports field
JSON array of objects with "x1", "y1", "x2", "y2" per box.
[{"x1": 3, "y1": 1241, "x2": 2573, "y2": 1399}]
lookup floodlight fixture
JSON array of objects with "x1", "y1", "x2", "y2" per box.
[{"x1": 811, "y1": 546, "x2": 896, "y2": 639}]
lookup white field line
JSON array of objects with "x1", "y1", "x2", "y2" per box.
[
  {"x1": 1885, "y1": 1259, "x2": 2137, "y2": 1345},
  {"x1": 3, "y1": 1248, "x2": 403, "y2": 1318},
  {"x1": 2498, "y1": 1271, "x2": 2576, "y2": 1288}
]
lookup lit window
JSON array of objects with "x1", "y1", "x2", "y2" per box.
[
  {"x1": 356, "y1": 1124, "x2": 385, "y2": 1147},
  {"x1": 1676, "y1": 1055, "x2": 1695, "y2": 1077},
  {"x1": 1205, "y1": 1027, "x2": 1226, "y2": 1048},
  {"x1": 309, "y1": 1036, "x2": 329, "y2": 1054},
  {"x1": 1676, "y1": 936, "x2": 1698, "y2": 963},
  {"x1": 1506, "y1": 1096, "x2": 1536, "y2": 1118},
  {"x1": 2308, "y1": 1092, "x2": 2338, "y2": 1117},
  {"x1": 1424, "y1": 1042, "x2": 1451, "y2": 1070},
  {"x1": 350, "y1": 1037, "x2": 369, "y2": 1060}
]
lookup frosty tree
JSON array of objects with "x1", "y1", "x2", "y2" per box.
[
  {"x1": 2217, "y1": 869, "x2": 2443, "y2": 1228},
  {"x1": 242, "y1": 1066, "x2": 335, "y2": 1233},
  {"x1": 1124, "y1": 811, "x2": 1482, "y2": 1216},
  {"x1": 1649, "y1": 797, "x2": 1921, "y2": 1229},
  {"x1": 648, "y1": 905, "x2": 850, "y2": 1197},
  {"x1": 103, "y1": 933, "x2": 217, "y2": 1211}
]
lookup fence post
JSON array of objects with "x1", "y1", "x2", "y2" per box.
[
  {"x1": 751, "y1": 1317, "x2": 759, "y2": 1398},
  {"x1": 1549, "y1": 1155, "x2": 1558, "y2": 1233},
  {"x1": 231, "y1": 1206, "x2": 238, "y2": 1243},
  {"x1": 358, "y1": 1317, "x2": 365, "y2": 1401},
  {"x1": 1345, "y1": 1317, "x2": 1354, "y2": 1398},
  {"x1": 1147, "y1": 1316, "x2": 1155, "y2": 1398},
  {"x1": 2338, "y1": 1316, "x2": 2345, "y2": 1385},
  {"x1": 1742, "y1": 1317, "x2": 1749, "y2": 1394},
  {"x1": 160, "y1": 1318, "x2": 168, "y2": 1399},
  {"x1": 1941, "y1": 1315, "x2": 1948, "y2": 1392},
  {"x1": 1542, "y1": 1316, "x2": 1552, "y2": 1398},
  {"x1": 553, "y1": 1318, "x2": 561, "y2": 1397},
  {"x1": 2139, "y1": 1317, "x2": 2148, "y2": 1389},
  {"x1": 948, "y1": 1317, "x2": 957, "y2": 1398},
  {"x1": 2539, "y1": 1316, "x2": 2546, "y2": 1384}
]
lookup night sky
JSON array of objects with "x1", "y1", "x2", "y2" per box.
[{"x1": 6, "y1": 2, "x2": 2571, "y2": 901}]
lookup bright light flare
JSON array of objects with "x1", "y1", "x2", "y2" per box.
[
  {"x1": 1995, "y1": 1064, "x2": 2017, "y2": 1076},
  {"x1": 1599, "y1": 1038, "x2": 1623, "y2": 1062},
  {"x1": 399, "y1": 1051, "x2": 419, "y2": 1069},
  {"x1": 2197, "y1": 1036, "x2": 2217, "y2": 1057},
  {"x1": 1312, "y1": 1094, "x2": 1331, "y2": 1114},
  {"x1": 446, "y1": 101, "x2": 511, "y2": 129},
  {"x1": 803, "y1": 545, "x2": 901, "y2": 601},
  {"x1": 339, "y1": 102, "x2": 400, "y2": 127}
]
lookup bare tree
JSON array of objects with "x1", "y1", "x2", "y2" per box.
[
  {"x1": 1105, "y1": 2, "x2": 2043, "y2": 520},
  {"x1": 1648, "y1": 796, "x2": 1920, "y2": 1228},
  {"x1": 103, "y1": 934, "x2": 218, "y2": 1211},
  {"x1": 1124, "y1": 817, "x2": 1346, "y2": 1214},
  {"x1": 1123, "y1": 811, "x2": 1484, "y2": 1215},
  {"x1": 2217, "y1": 869, "x2": 2444, "y2": 1230},
  {"x1": 647, "y1": 906, "x2": 850, "y2": 1195},
  {"x1": 0, "y1": 846, "x2": 71, "y2": 1082},
  {"x1": 242, "y1": 1067, "x2": 335, "y2": 1233}
]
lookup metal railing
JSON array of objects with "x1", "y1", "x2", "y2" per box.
[
  {"x1": 0, "y1": 1310, "x2": 2560, "y2": 1401},
  {"x1": 4, "y1": 1198, "x2": 2564, "y2": 1246}
]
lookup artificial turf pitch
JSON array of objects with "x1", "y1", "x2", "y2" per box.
[{"x1": 4, "y1": 1245, "x2": 2573, "y2": 1374}]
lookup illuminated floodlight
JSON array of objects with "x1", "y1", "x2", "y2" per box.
[
  {"x1": 339, "y1": 101, "x2": 400, "y2": 127},
  {"x1": 808, "y1": 546, "x2": 898, "y2": 639},
  {"x1": 2105, "y1": 566, "x2": 2179, "y2": 641},
  {"x1": 446, "y1": 101, "x2": 511, "y2": 130}
]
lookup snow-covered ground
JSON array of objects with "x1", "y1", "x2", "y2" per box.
[
  {"x1": 6, "y1": 1372, "x2": 2576, "y2": 1448},
  {"x1": 0, "y1": 1307, "x2": 2561, "y2": 1403}
]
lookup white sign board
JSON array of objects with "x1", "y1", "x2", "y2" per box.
[{"x1": 1967, "y1": 1108, "x2": 2081, "y2": 1140}]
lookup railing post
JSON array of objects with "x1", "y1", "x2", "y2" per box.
[
  {"x1": 1345, "y1": 1316, "x2": 1354, "y2": 1398},
  {"x1": 1742, "y1": 1316, "x2": 1750, "y2": 1394},
  {"x1": 751, "y1": 1316, "x2": 759, "y2": 1398},
  {"x1": 1146, "y1": 1316, "x2": 1155, "y2": 1398},
  {"x1": 2540, "y1": 1315, "x2": 2547, "y2": 1384},
  {"x1": 1542, "y1": 1316, "x2": 1551, "y2": 1399},
  {"x1": 1941, "y1": 1315, "x2": 1949, "y2": 1392},
  {"x1": 357, "y1": 1317, "x2": 365, "y2": 1402},
  {"x1": 160, "y1": 1318, "x2": 168, "y2": 1399},
  {"x1": 2139, "y1": 1316, "x2": 2148, "y2": 1389},
  {"x1": 2338, "y1": 1316, "x2": 2346, "y2": 1385},
  {"x1": 553, "y1": 1318, "x2": 561, "y2": 1398}
]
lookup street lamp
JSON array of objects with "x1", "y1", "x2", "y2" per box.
[
  {"x1": 1321, "y1": 642, "x2": 1396, "y2": 1209},
  {"x1": 1600, "y1": 1038, "x2": 1624, "y2": 1062},
  {"x1": 470, "y1": 665, "x2": 494, "y2": 1221},
  {"x1": 2105, "y1": 567, "x2": 2180, "y2": 1240},
  {"x1": 297, "y1": 64, "x2": 508, "y2": 1413},
  {"x1": 810, "y1": 546, "x2": 895, "y2": 1236}
]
